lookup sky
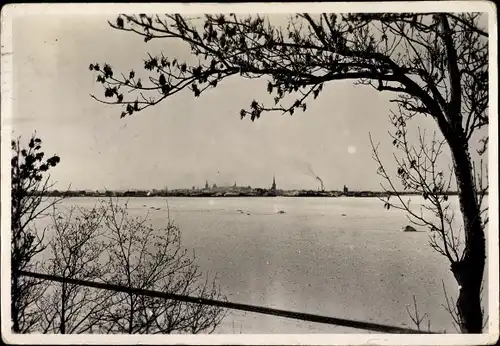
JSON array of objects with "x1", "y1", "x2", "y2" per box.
[{"x1": 6, "y1": 13, "x2": 487, "y2": 192}]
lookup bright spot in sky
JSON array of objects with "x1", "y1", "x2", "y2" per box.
[{"x1": 347, "y1": 146, "x2": 357, "y2": 154}]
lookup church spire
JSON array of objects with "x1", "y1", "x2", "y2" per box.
[{"x1": 271, "y1": 175, "x2": 276, "y2": 190}]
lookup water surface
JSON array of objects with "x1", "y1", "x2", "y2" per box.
[{"x1": 38, "y1": 196, "x2": 489, "y2": 334}]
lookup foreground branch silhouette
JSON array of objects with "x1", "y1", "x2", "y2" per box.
[{"x1": 90, "y1": 12, "x2": 489, "y2": 333}]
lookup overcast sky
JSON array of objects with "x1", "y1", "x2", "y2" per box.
[{"x1": 8, "y1": 13, "x2": 487, "y2": 191}]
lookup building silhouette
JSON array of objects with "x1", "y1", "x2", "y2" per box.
[{"x1": 271, "y1": 175, "x2": 276, "y2": 191}]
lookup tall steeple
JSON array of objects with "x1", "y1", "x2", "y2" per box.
[{"x1": 271, "y1": 175, "x2": 276, "y2": 191}]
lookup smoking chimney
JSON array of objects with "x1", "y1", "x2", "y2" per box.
[{"x1": 316, "y1": 176, "x2": 324, "y2": 191}]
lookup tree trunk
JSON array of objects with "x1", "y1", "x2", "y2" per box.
[
  {"x1": 60, "y1": 282, "x2": 67, "y2": 334},
  {"x1": 449, "y1": 138, "x2": 485, "y2": 333},
  {"x1": 11, "y1": 204, "x2": 21, "y2": 333},
  {"x1": 128, "y1": 296, "x2": 135, "y2": 334},
  {"x1": 11, "y1": 267, "x2": 20, "y2": 333}
]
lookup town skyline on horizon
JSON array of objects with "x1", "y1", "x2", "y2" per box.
[{"x1": 45, "y1": 175, "x2": 344, "y2": 193}]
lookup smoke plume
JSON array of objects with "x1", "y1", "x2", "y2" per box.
[
  {"x1": 307, "y1": 163, "x2": 325, "y2": 190},
  {"x1": 291, "y1": 159, "x2": 326, "y2": 190}
]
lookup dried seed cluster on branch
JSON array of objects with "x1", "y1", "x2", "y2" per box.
[{"x1": 11, "y1": 134, "x2": 63, "y2": 333}]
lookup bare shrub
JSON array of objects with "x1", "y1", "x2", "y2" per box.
[{"x1": 46, "y1": 199, "x2": 229, "y2": 334}]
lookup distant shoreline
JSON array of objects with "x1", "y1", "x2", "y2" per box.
[{"x1": 37, "y1": 189, "x2": 461, "y2": 198}]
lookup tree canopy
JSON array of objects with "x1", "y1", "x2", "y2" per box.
[{"x1": 90, "y1": 13, "x2": 488, "y2": 152}]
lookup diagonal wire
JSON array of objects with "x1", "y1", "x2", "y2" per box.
[{"x1": 19, "y1": 270, "x2": 434, "y2": 334}]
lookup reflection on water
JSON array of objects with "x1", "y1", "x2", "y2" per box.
[{"x1": 35, "y1": 196, "x2": 489, "y2": 334}]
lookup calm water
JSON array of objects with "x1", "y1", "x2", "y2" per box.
[{"x1": 37, "y1": 196, "x2": 489, "y2": 334}]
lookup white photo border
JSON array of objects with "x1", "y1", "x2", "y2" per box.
[{"x1": 1, "y1": 2, "x2": 498, "y2": 345}]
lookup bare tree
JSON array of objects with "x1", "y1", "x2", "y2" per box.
[
  {"x1": 36, "y1": 205, "x2": 114, "y2": 334},
  {"x1": 89, "y1": 12, "x2": 489, "y2": 333},
  {"x1": 11, "y1": 133, "x2": 65, "y2": 333},
  {"x1": 369, "y1": 104, "x2": 488, "y2": 330},
  {"x1": 31, "y1": 198, "x2": 226, "y2": 334},
  {"x1": 93, "y1": 199, "x2": 227, "y2": 334}
]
